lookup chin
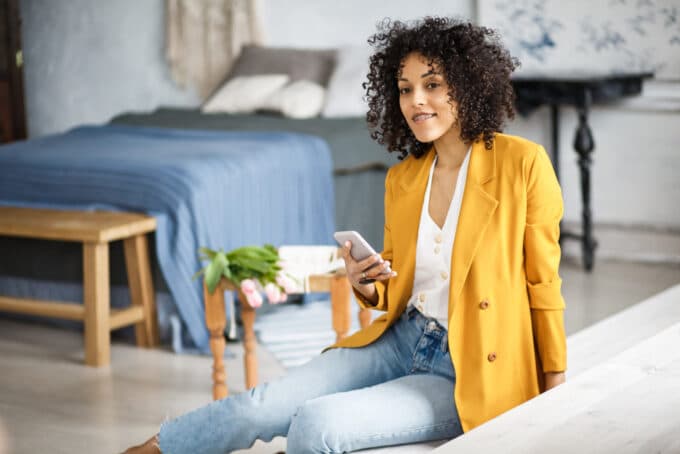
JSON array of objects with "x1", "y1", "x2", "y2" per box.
[{"x1": 411, "y1": 130, "x2": 442, "y2": 144}]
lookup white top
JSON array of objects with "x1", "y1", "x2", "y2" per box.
[{"x1": 409, "y1": 148, "x2": 471, "y2": 326}]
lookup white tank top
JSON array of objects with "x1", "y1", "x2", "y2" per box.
[{"x1": 409, "y1": 147, "x2": 471, "y2": 326}]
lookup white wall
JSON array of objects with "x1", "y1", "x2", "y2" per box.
[
  {"x1": 259, "y1": 0, "x2": 473, "y2": 48},
  {"x1": 18, "y1": 0, "x2": 680, "y2": 229},
  {"x1": 508, "y1": 104, "x2": 680, "y2": 229}
]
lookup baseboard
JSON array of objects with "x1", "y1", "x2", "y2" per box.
[{"x1": 561, "y1": 221, "x2": 680, "y2": 265}]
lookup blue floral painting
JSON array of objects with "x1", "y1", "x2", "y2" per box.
[{"x1": 478, "y1": 0, "x2": 680, "y2": 80}]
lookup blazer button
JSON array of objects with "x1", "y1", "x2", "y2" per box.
[
  {"x1": 487, "y1": 352, "x2": 497, "y2": 362},
  {"x1": 479, "y1": 299, "x2": 490, "y2": 310}
]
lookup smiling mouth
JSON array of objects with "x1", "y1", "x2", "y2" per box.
[{"x1": 412, "y1": 113, "x2": 436, "y2": 123}]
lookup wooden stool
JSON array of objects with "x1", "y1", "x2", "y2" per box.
[
  {"x1": 204, "y1": 273, "x2": 371, "y2": 400},
  {"x1": 0, "y1": 206, "x2": 159, "y2": 366}
]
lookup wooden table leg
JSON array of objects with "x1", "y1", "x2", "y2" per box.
[
  {"x1": 124, "y1": 234, "x2": 159, "y2": 347},
  {"x1": 330, "y1": 275, "x2": 352, "y2": 342},
  {"x1": 83, "y1": 242, "x2": 110, "y2": 367},
  {"x1": 204, "y1": 282, "x2": 228, "y2": 400},
  {"x1": 359, "y1": 306, "x2": 372, "y2": 329},
  {"x1": 240, "y1": 296, "x2": 258, "y2": 390}
]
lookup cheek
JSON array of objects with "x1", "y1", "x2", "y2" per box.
[{"x1": 399, "y1": 97, "x2": 408, "y2": 117}]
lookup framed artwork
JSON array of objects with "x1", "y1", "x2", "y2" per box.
[{"x1": 478, "y1": 0, "x2": 680, "y2": 80}]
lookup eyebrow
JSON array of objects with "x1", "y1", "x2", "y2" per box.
[{"x1": 398, "y1": 70, "x2": 439, "y2": 82}]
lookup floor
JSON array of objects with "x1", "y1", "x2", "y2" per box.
[{"x1": 0, "y1": 257, "x2": 678, "y2": 454}]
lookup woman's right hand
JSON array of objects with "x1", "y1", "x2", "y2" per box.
[{"x1": 340, "y1": 241, "x2": 397, "y2": 303}]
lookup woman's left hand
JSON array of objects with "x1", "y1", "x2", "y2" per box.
[{"x1": 544, "y1": 371, "x2": 566, "y2": 391}]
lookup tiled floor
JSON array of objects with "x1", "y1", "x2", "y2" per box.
[{"x1": 0, "y1": 258, "x2": 678, "y2": 454}]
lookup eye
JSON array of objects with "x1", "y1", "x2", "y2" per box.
[
  {"x1": 398, "y1": 87, "x2": 410, "y2": 95},
  {"x1": 426, "y1": 82, "x2": 440, "y2": 90}
]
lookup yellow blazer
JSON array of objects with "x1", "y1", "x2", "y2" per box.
[{"x1": 331, "y1": 133, "x2": 567, "y2": 432}]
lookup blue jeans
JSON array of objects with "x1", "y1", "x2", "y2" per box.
[{"x1": 159, "y1": 306, "x2": 463, "y2": 453}]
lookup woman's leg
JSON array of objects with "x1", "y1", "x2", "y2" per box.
[
  {"x1": 155, "y1": 320, "x2": 414, "y2": 454},
  {"x1": 287, "y1": 311, "x2": 461, "y2": 453},
  {"x1": 286, "y1": 373, "x2": 463, "y2": 453}
]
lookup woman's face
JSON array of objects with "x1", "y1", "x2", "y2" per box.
[{"x1": 397, "y1": 52, "x2": 460, "y2": 145}]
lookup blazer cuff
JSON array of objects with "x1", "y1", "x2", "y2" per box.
[
  {"x1": 527, "y1": 278, "x2": 565, "y2": 311},
  {"x1": 531, "y1": 309, "x2": 567, "y2": 373},
  {"x1": 352, "y1": 281, "x2": 388, "y2": 312}
]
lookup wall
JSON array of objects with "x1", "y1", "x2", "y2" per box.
[
  {"x1": 17, "y1": 0, "x2": 680, "y2": 231},
  {"x1": 19, "y1": 0, "x2": 199, "y2": 139},
  {"x1": 260, "y1": 0, "x2": 474, "y2": 48},
  {"x1": 260, "y1": 0, "x2": 680, "y2": 230}
]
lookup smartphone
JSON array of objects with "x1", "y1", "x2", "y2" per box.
[{"x1": 333, "y1": 230, "x2": 390, "y2": 284}]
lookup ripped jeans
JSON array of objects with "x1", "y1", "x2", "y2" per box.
[{"x1": 159, "y1": 306, "x2": 463, "y2": 453}]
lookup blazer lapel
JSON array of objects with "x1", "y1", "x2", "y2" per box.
[{"x1": 450, "y1": 140, "x2": 499, "y2": 306}]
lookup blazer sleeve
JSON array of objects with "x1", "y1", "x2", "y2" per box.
[
  {"x1": 353, "y1": 167, "x2": 394, "y2": 312},
  {"x1": 524, "y1": 145, "x2": 567, "y2": 373}
]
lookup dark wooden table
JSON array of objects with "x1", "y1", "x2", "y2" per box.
[{"x1": 512, "y1": 73, "x2": 653, "y2": 271}]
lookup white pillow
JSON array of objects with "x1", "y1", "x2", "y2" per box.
[
  {"x1": 321, "y1": 45, "x2": 372, "y2": 118},
  {"x1": 265, "y1": 80, "x2": 326, "y2": 119},
  {"x1": 201, "y1": 74, "x2": 290, "y2": 114}
]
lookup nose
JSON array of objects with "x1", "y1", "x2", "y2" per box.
[{"x1": 412, "y1": 87, "x2": 426, "y2": 107}]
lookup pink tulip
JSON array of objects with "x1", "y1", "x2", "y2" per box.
[
  {"x1": 241, "y1": 279, "x2": 263, "y2": 308},
  {"x1": 264, "y1": 283, "x2": 282, "y2": 304},
  {"x1": 276, "y1": 273, "x2": 297, "y2": 294},
  {"x1": 240, "y1": 279, "x2": 257, "y2": 294},
  {"x1": 245, "y1": 291, "x2": 263, "y2": 308}
]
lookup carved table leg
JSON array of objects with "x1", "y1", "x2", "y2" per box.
[
  {"x1": 358, "y1": 306, "x2": 372, "y2": 329},
  {"x1": 240, "y1": 295, "x2": 258, "y2": 390},
  {"x1": 573, "y1": 88, "x2": 598, "y2": 271},
  {"x1": 204, "y1": 282, "x2": 228, "y2": 400},
  {"x1": 330, "y1": 275, "x2": 352, "y2": 342}
]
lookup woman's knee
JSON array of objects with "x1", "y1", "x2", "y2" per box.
[{"x1": 286, "y1": 398, "x2": 342, "y2": 454}]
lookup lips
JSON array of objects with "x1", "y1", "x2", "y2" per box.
[{"x1": 412, "y1": 113, "x2": 436, "y2": 123}]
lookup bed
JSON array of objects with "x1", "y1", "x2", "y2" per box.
[
  {"x1": 0, "y1": 124, "x2": 337, "y2": 351},
  {"x1": 0, "y1": 45, "x2": 398, "y2": 352},
  {"x1": 111, "y1": 108, "x2": 397, "y2": 248}
]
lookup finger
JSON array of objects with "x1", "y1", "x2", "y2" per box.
[
  {"x1": 341, "y1": 241, "x2": 353, "y2": 261},
  {"x1": 357, "y1": 253, "x2": 383, "y2": 270},
  {"x1": 364, "y1": 260, "x2": 390, "y2": 278},
  {"x1": 373, "y1": 270, "x2": 397, "y2": 282}
]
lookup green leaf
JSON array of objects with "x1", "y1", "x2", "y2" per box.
[
  {"x1": 199, "y1": 247, "x2": 218, "y2": 260},
  {"x1": 205, "y1": 252, "x2": 227, "y2": 293}
]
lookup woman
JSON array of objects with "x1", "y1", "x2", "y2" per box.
[{"x1": 127, "y1": 17, "x2": 566, "y2": 454}]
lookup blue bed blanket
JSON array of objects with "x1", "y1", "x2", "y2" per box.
[{"x1": 0, "y1": 125, "x2": 335, "y2": 350}]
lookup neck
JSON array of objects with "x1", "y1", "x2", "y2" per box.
[{"x1": 433, "y1": 135, "x2": 468, "y2": 170}]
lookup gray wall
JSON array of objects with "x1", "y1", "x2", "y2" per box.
[
  {"x1": 18, "y1": 0, "x2": 680, "y2": 229},
  {"x1": 19, "y1": 0, "x2": 199, "y2": 139}
]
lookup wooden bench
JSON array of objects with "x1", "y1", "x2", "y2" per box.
[
  {"x1": 0, "y1": 206, "x2": 159, "y2": 367},
  {"x1": 204, "y1": 272, "x2": 371, "y2": 399}
]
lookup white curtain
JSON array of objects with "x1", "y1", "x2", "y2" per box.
[{"x1": 165, "y1": 0, "x2": 264, "y2": 98}]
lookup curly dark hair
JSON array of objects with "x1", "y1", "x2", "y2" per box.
[{"x1": 365, "y1": 17, "x2": 519, "y2": 159}]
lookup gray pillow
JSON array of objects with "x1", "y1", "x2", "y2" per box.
[{"x1": 228, "y1": 45, "x2": 337, "y2": 87}]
